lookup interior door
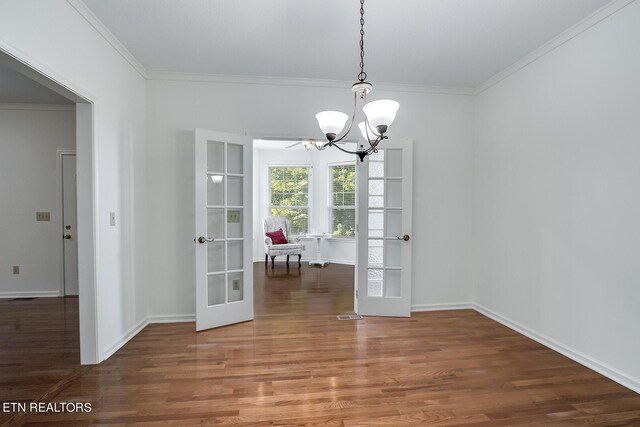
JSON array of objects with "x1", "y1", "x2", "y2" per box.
[
  {"x1": 357, "y1": 140, "x2": 413, "y2": 316},
  {"x1": 62, "y1": 153, "x2": 79, "y2": 296},
  {"x1": 195, "y1": 129, "x2": 253, "y2": 331}
]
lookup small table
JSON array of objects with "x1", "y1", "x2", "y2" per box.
[{"x1": 306, "y1": 233, "x2": 332, "y2": 267}]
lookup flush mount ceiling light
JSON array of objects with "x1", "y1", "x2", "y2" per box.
[{"x1": 314, "y1": 0, "x2": 399, "y2": 162}]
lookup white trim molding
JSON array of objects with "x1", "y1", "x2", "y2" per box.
[
  {"x1": 101, "y1": 317, "x2": 149, "y2": 361},
  {"x1": 411, "y1": 302, "x2": 474, "y2": 312},
  {"x1": 66, "y1": 0, "x2": 147, "y2": 79},
  {"x1": 0, "y1": 291, "x2": 61, "y2": 298},
  {"x1": 474, "y1": 303, "x2": 640, "y2": 394},
  {"x1": 0, "y1": 103, "x2": 75, "y2": 112},
  {"x1": 147, "y1": 314, "x2": 196, "y2": 324},
  {"x1": 146, "y1": 71, "x2": 475, "y2": 96},
  {"x1": 475, "y1": 0, "x2": 636, "y2": 94}
]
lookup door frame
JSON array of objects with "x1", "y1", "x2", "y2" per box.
[
  {"x1": 1, "y1": 42, "x2": 100, "y2": 364},
  {"x1": 57, "y1": 150, "x2": 77, "y2": 296}
]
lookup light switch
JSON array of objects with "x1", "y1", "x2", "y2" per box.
[
  {"x1": 227, "y1": 210, "x2": 241, "y2": 223},
  {"x1": 232, "y1": 279, "x2": 241, "y2": 290},
  {"x1": 110, "y1": 212, "x2": 116, "y2": 226}
]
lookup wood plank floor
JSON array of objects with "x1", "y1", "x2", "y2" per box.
[{"x1": 2, "y1": 263, "x2": 640, "y2": 426}]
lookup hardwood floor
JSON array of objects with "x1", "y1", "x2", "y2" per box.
[{"x1": 2, "y1": 264, "x2": 640, "y2": 426}]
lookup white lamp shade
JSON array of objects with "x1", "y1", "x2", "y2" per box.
[
  {"x1": 358, "y1": 121, "x2": 380, "y2": 141},
  {"x1": 210, "y1": 175, "x2": 223, "y2": 183},
  {"x1": 362, "y1": 99, "x2": 400, "y2": 129},
  {"x1": 316, "y1": 111, "x2": 349, "y2": 135}
]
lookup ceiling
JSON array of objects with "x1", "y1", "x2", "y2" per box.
[
  {"x1": 83, "y1": 0, "x2": 610, "y2": 88},
  {"x1": 0, "y1": 62, "x2": 74, "y2": 104}
]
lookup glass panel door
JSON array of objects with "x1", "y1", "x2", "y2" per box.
[
  {"x1": 357, "y1": 141, "x2": 413, "y2": 317},
  {"x1": 195, "y1": 129, "x2": 253, "y2": 331}
]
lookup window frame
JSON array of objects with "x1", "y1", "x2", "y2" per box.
[
  {"x1": 267, "y1": 164, "x2": 311, "y2": 236},
  {"x1": 327, "y1": 161, "x2": 357, "y2": 239}
]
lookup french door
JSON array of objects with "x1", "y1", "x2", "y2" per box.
[
  {"x1": 195, "y1": 129, "x2": 253, "y2": 331},
  {"x1": 356, "y1": 140, "x2": 413, "y2": 317}
]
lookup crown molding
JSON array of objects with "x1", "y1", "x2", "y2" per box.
[
  {"x1": 146, "y1": 71, "x2": 476, "y2": 96},
  {"x1": 0, "y1": 103, "x2": 76, "y2": 111},
  {"x1": 68, "y1": 0, "x2": 147, "y2": 79},
  {"x1": 474, "y1": 0, "x2": 635, "y2": 95}
]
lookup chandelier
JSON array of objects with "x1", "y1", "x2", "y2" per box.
[{"x1": 313, "y1": 0, "x2": 399, "y2": 162}]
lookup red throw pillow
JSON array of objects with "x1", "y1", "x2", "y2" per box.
[{"x1": 266, "y1": 228, "x2": 288, "y2": 245}]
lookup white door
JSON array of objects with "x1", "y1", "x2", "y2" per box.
[
  {"x1": 61, "y1": 153, "x2": 79, "y2": 296},
  {"x1": 356, "y1": 140, "x2": 413, "y2": 316},
  {"x1": 195, "y1": 129, "x2": 253, "y2": 331}
]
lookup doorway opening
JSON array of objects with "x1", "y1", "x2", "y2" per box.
[
  {"x1": 251, "y1": 138, "x2": 358, "y2": 316},
  {"x1": 0, "y1": 45, "x2": 99, "y2": 368}
]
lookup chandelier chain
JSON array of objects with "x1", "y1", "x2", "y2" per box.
[{"x1": 358, "y1": 0, "x2": 367, "y2": 82}]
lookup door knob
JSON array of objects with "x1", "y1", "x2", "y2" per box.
[
  {"x1": 63, "y1": 234, "x2": 72, "y2": 240},
  {"x1": 396, "y1": 234, "x2": 410, "y2": 241},
  {"x1": 197, "y1": 236, "x2": 214, "y2": 243}
]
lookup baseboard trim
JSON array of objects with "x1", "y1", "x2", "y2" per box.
[
  {"x1": 0, "y1": 291, "x2": 61, "y2": 298},
  {"x1": 411, "y1": 302, "x2": 474, "y2": 312},
  {"x1": 147, "y1": 314, "x2": 196, "y2": 323},
  {"x1": 101, "y1": 317, "x2": 149, "y2": 361},
  {"x1": 473, "y1": 303, "x2": 640, "y2": 394}
]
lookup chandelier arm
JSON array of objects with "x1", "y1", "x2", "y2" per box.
[
  {"x1": 329, "y1": 91, "x2": 358, "y2": 144},
  {"x1": 323, "y1": 141, "x2": 359, "y2": 155}
]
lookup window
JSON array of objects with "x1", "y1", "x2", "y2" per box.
[
  {"x1": 269, "y1": 166, "x2": 309, "y2": 235},
  {"x1": 329, "y1": 163, "x2": 356, "y2": 238}
]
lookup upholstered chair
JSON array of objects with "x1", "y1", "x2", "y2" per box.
[{"x1": 262, "y1": 216, "x2": 305, "y2": 268}]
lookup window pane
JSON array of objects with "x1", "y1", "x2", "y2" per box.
[
  {"x1": 269, "y1": 167, "x2": 310, "y2": 235},
  {"x1": 329, "y1": 164, "x2": 356, "y2": 238},
  {"x1": 271, "y1": 208, "x2": 308, "y2": 235}
]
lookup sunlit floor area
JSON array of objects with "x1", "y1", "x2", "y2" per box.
[{"x1": 2, "y1": 264, "x2": 640, "y2": 425}]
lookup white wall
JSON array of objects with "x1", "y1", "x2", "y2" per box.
[
  {"x1": 475, "y1": 1, "x2": 640, "y2": 390},
  {"x1": 0, "y1": 1, "x2": 147, "y2": 361},
  {"x1": 253, "y1": 147, "x2": 356, "y2": 264},
  {"x1": 146, "y1": 78, "x2": 475, "y2": 316},
  {"x1": 0, "y1": 106, "x2": 75, "y2": 296}
]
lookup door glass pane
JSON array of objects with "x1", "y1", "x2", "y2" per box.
[
  {"x1": 207, "y1": 141, "x2": 224, "y2": 173},
  {"x1": 368, "y1": 269, "x2": 383, "y2": 297},
  {"x1": 368, "y1": 239, "x2": 383, "y2": 268},
  {"x1": 208, "y1": 274, "x2": 225, "y2": 306},
  {"x1": 227, "y1": 240, "x2": 243, "y2": 270},
  {"x1": 386, "y1": 179, "x2": 402, "y2": 208},
  {"x1": 385, "y1": 240, "x2": 402, "y2": 268},
  {"x1": 385, "y1": 270, "x2": 401, "y2": 297},
  {"x1": 369, "y1": 161, "x2": 384, "y2": 178},
  {"x1": 386, "y1": 209, "x2": 402, "y2": 237},
  {"x1": 227, "y1": 143, "x2": 243, "y2": 174},
  {"x1": 207, "y1": 176, "x2": 224, "y2": 206},
  {"x1": 227, "y1": 208, "x2": 243, "y2": 238},
  {"x1": 207, "y1": 208, "x2": 225, "y2": 239},
  {"x1": 228, "y1": 272, "x2": 244, "y2": 303},
  {"x1": 369, "y1": 179, "x2": 384, "y2": 196},
  {"x1": 207, "y1": 241, "x2": 225, "y2": 273},
  {"x1": 386, "y1": 149, "x2": 402, "y2": 177},
  {"x1": 369, "y1": 149, "x2": 384, "y2": 161},
  {"x1": 368, "y1": 210, "x2": 384, "y2": 237},
  {"x1": 369, "y1": 195, "x2": 384, "y2": 207},
  {"x1": 227, "y1": 176, "x2": 243, "y2": 206}
]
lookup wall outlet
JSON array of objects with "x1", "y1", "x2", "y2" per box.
[
  {"x1": 232, "y1": 279, "x2": 240, "y2": 291},
  {"x1": 110, "y1": 212, "x2": 116, "y2": 226},
  {"x1": 13, "y1": 266, "x2": 19, "y2": 274},
  {"x1": 36, "y1": 212, "x2": 50, "y2": 221}
]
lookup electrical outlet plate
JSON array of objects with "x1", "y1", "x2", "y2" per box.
[
  {"x1": 110, "y1": 212, "x2": 116, "y2": 226},
  {"x1": 36, "y1": 212, "x2": 50, "y2": 221},
  {"x1": 232, "y1": 279, "x2": 240, "y2": 290},
  {"x1": 13, "y1": 266, "x2": 19, "y2": 274}
]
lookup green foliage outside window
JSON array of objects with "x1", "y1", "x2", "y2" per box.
[
  {"x1": 330, "y1": 164, "x2": 356, "y2": 238},
  {"x1": 270, "y1": 167, "x2": 309, "y2": 235}
]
